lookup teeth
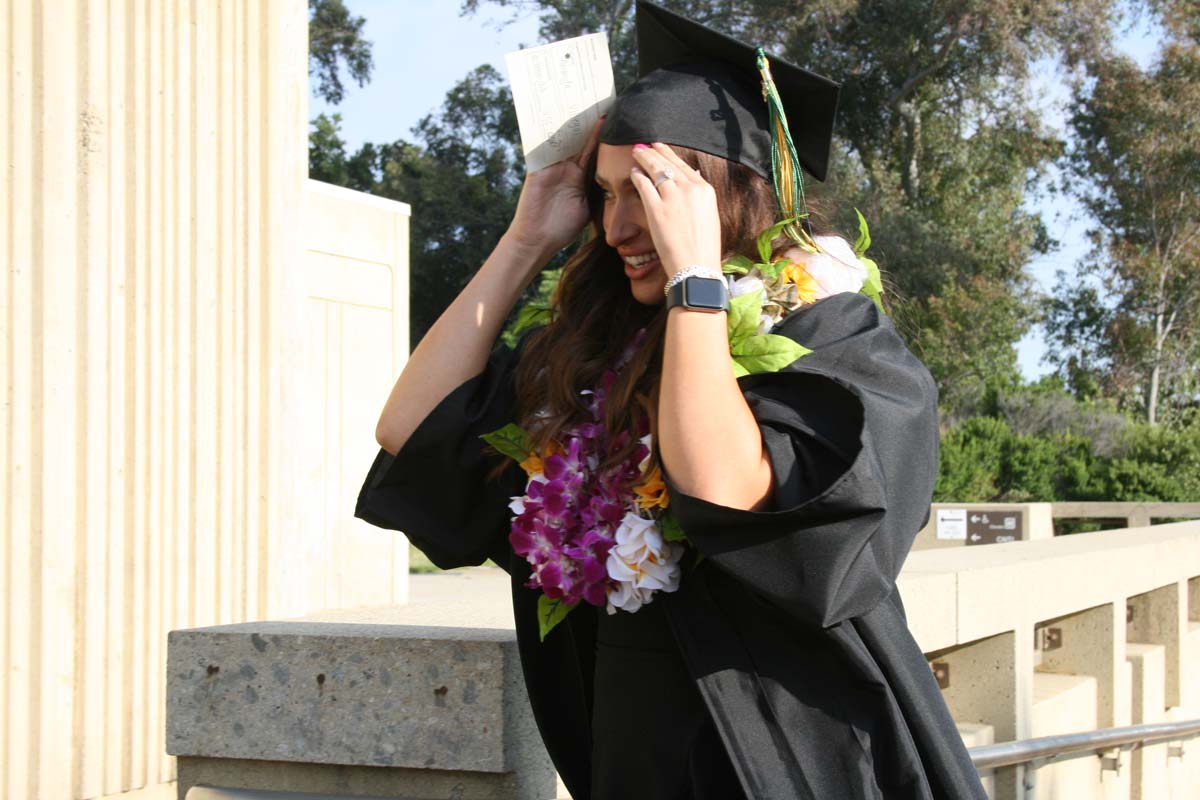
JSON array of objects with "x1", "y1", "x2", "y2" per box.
[{"x1": 625, "y1": 252, "x2": 658, "y2": 266}]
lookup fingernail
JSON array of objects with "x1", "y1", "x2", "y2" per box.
[
  {"x1": 633, "y1": 143, "x2": 648, "y2": 151},
  {"x1": 632, "y1": 166, "x2": 646, "y2": 177}
]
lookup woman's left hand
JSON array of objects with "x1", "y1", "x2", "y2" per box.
[{"x1": 629, "y1": 143, "x2": 723, "y2": 280}]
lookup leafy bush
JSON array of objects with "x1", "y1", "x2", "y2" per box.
[
  {"x1": 1097, "y1": 425, "x2": 1200, "y2": 502},
  {"x1": 935, "y1": 389, "x2": 1200, "y2": 505}
]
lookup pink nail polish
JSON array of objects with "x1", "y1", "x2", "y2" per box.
[{"x1": 633, "y1": 143, "x2": 648, "y2": 151}]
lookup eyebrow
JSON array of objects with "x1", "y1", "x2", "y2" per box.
[{"x1": 594, "y1": 174, "x2": 628, "y2": 188}]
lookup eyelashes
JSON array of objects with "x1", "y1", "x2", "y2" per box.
[{"x1": 595, "y1": 185, "x2": 642, "y2": 204}]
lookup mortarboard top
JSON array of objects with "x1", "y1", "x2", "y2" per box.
[{"x1": 599, "y1": 1, "x2": 840, "y2": 182}]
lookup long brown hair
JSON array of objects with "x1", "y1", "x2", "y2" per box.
[{"x1": 514, "y1": 145, "x2": 801, "y2": 469}]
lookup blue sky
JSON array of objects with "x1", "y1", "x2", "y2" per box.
[{"x1": 313, "y1": 2, "x2": 1163, "y2": 380}]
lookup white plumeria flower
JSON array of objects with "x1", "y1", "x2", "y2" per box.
[
  {"x1": 606, "y1": 582, "x2": 653, "y2": 614},
  {"x1": 605, "y1": 511, "x2": 684, "y2": 614},
  {"x1": 793, "y1": 236, "x2": 868, "y2": 299},
  {"x1": 729, "y1": 274, "x2": 764, "y2": 298}
]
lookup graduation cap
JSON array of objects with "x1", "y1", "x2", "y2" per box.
[{"x1": 599, "y1": 1, "x2": 841, "y2": 238}]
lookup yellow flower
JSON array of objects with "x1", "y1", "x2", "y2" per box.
[
  {"x1": 518, "y1": 452, "x2": 544, "y2": 477},
  {"x1": 778, "y1": 261, "x2": 821, "y2": 304},
  {"x1": 519, "y1": 441, "x2": 562, "y2": 477},
  {"x1": 634, "y1": 465, "x2": 670, "y2": 510}
]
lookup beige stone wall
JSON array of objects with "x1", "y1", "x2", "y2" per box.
[
  {"x1": 0, "y1": 2, "x2": 415, "y2": 798},
  {"x1": 291, "y1": 179, "x2": 412, "y2": 613}
]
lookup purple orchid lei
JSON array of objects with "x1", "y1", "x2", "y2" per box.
[{"x1": 482, "y1": 333, "x2": 685, "y2": 640}]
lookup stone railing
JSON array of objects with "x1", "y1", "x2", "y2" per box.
[
  {"x1": 168, "y1": 520, "x2": 1200, "y2": 800},
  {"x1": 900, "y1": 520, "x2": 1200, "y2": 799},
  {"x1": 1052, "y1": 502, "x2": 1200, "y2": 529}
]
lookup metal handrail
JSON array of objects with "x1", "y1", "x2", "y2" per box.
[{"x1": 969, "y1": 718, "x2": 1200, "y2": 770}]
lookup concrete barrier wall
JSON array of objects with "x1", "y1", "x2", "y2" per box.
[
  {"x1": 900, "y1": 520, "x2": 1200, "y2": 798},
  {"x1": 167, "y1": 622, "x2": 555, "y2": 800},
  {"x1": 168, "y1": 522, "x2": 1200, "y2": 800}
]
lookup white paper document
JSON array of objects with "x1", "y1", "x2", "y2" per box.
[{"x1": 505, "y1": 32, "x2": 615, "y2": 172}]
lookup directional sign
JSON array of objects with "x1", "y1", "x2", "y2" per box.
[
  {"x1": 936, "y1": 509, "x2": 967, "y2": 540},
  {"x1": 965, "y1": 509, "x2": 1022, "y2": 545}
]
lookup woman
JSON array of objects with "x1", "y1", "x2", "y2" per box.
[{"x1": 357, "y1": 3, "x2": 987, "y2": 798}]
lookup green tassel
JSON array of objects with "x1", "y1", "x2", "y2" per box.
[{"x1": 756, "y1": 48, "x2": 813, "y2": 247}]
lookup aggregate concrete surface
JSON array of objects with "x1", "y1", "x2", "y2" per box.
[{"x1": 168, "y1": 566, "x2": 573, "y2": 798}]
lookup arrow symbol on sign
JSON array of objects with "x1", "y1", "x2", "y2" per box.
[
  {"x1": 970, "y1": 514, "x2": 981, "y2": 522},
  {"x1": 971, "y1": 534, "x2": 982, "y2": 542}
]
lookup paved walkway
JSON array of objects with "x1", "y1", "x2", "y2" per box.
[{"x1": 300, "y1": 566, "x2": 514, "y2": 628}]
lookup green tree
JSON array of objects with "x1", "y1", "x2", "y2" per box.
[
  {"x1": 308, "y1": 113, "x2": 380, "y2": 189},
  {"x1": 309, "y1": 0, "x2": 374, "y2": 105},
  {"x1": 1047, "y1": 11, "x2": 1200, "y2": 425}
]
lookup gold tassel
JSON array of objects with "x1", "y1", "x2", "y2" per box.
[{"x1": 756, "y1": 49, "x2": 816, "y2": 251}]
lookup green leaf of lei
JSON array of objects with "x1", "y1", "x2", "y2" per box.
[
  {"x1": 480, "y1": 423, "x2": 533, "y2": 464},
  {"x1": 661, "y1": 508, "x2": 688, "y2": 542},
  {"x1": 846, "y1": 209, "x2": 884, "y2": 310},
  {"x1": 853, "y1": 208, "x2": 872, "y2": 256},
  {"x1": 731, "y1": 333, "x2": 812, "y2": 375},
  {"x1": 756, "y1": 216, "x2": 802, "y2": 264},
  {"x1": 511, "y1": 302, "x2": 552, "y2": 338},
  {"x1": 758, "y1": 258, "x2": 791, "y2": 281},
  {"x1": 538, "y1": 594, "x2": 577, "y2": 641},
  {"x1": 722, "y1": 254, "x2": 755, "y2": 275},
  {"x1": 860, "y1": 255, "x2": 884, "y2": 311},
  {"x1": 501, "y1": 267, "x2": 561, "y2": 348},
  {"x1": 727, "y1": 290, "x2": 762, "y2": 347}
]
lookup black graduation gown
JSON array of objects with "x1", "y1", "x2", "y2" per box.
[{"x1": 355, "y1": 292, "x2": 988, "y2": 800}]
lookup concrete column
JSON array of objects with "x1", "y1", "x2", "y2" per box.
[
  {"x1": 1128, "y1": 508, "x2": 1152, "y2": 528},
  {"x1": 1035, "y1": 602, "x2": 1131, "y2": 799},
  {"x1": 1126, "y1": 643, "x2": 1168, "y2": 800},
  {"x1": 1039, "y1": 603, "x2": 1126, "y2": 729},
  {"x1": 928, "y1": 631, "x2": 1028, "y2": 800},
  {"x1": 1127, "y1": 583, "x2": 1187, "y2": 707}
]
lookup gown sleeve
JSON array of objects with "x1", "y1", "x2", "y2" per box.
[
  {"x1": 354, "y1": 338, "x2": 527, "y2": 570},
  {"x1": 667, "y1": 292, "x2": 940, "y2": 630}
]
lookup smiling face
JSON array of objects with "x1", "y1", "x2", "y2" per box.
[{"x1": 594, "y1": 143, "x2": 668, "y2": 305}]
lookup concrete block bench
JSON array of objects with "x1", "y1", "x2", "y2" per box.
[{"x1": 166, "y1": 619, "x2": 555, "y2": 800}]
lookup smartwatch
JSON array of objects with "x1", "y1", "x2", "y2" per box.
[{"x1": 665, "y1": 276, "x2": 729, "y2": 313}]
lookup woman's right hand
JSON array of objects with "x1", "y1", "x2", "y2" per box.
[{"x1": 505, "y1": 116, "x2": 606, "y2": 266}]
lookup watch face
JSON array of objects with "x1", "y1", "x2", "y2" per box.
[{"x1": 684, "y1": 277, "x2": 727, "y2": 309}]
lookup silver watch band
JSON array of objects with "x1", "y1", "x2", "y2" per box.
[{"x1": 663, "y1": 265, "x2": 723, "y2": 297}]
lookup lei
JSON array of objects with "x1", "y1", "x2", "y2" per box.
[{"x1": 485, "y1": 214, "x2": 882, "y2": 640}]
